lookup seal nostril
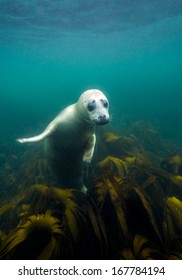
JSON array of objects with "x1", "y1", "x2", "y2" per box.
[
  {"x1": 96, "y1": 115, "x2": 109, "y2": 125},
  {"x1": 99, "y1": 115, "x2": 106, "y2": 120}
]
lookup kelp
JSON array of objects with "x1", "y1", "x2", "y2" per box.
[
  {"x1": 15, "y1": 145, "x2": 55, "y2": 189},
  {"x1": 0, "y1": 185, "x2": 107, "y2": 259},
  {"x1": 96, "y1": 156, "x2": 127, "y2": 177},
  {"x1": 103, "y1": 131, "x2": 138, "y2": 158},
  {"x1": 0, "y1": 211, "x2": 69, "y2": 260},
  {"x1": 132, "y1": 187, "x2": 163, "y2": 245},
  {"x1": 162, "y1": 199, "x2": 182, "y2": 258},
  {"x1": 49, "y1": 187, "x2": 107, "y2": 255},
  {"x1": 0, "y1": 191, "x2": 28, "y2": 234},
  {"x1": 95, "y1": 155, "x2": 144, "y2": 181},
  {"x1": 166, "y1": 196, "x2": 182, "y2": 230},
  {"x1": 0, "y1": 121, "x2": 182, "y2": 259},
  {"x1": 0, "y1": 143, "x2": 53, "y2": 204},
  {"x1": 0, "y1": 230, "x2": 6, "y2": 246},
  {"x1": 161, "y1": 154, "x2": 182, "y2": 176},
  {"x1": 120, "y1": 235, "x2": 166, "y2": 260},
  {"x1": 128, "y1": 121, "x2": 174, "y2": 156},
  {"x1": 0, "y1": 143, "x2": 20, "y2": 203},
  {"x1": 90, "y1": 165, "x2": 161, "y2": 253},
  {"x1": 89, "y1": 151, "x2": 182, "y2": 258}
]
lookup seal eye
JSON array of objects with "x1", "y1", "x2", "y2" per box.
[
  {"x1": 103, "y1": 101, "x2": 108, "y2": 108},
  {"x1": 87, "y1": 103, "x2": 95, "y2": 112}
]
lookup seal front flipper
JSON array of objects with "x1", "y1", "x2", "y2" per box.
[
  {"x1": 83, "y1": 134, "x2": 96, "y2": 163},
  {"x1": 17, "y1": 121, "x2": 56, "y2": 144}
]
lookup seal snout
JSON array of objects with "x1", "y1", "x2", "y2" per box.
[{"x1": 96, "y1": 114, "x2": 110, "y2": 125}]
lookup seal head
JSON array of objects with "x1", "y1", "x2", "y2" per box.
[{"x1": 77, "y1": 89, "x2": 110, "y2": 126}]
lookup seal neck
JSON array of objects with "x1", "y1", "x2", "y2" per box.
[{"x1": 74, "y1": 102, "x2": 95, "y2": 131}]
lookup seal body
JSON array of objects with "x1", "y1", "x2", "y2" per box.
[
  {"x1": 17, "y1": 89, "x2": 110, "y2": 190},
  {"x1": 44, "y1": 106, "x2": 95, "y2": 189}
]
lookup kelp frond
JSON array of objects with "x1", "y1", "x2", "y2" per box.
[
  {"x1": 161, "y1": 154, "x2": 182, "y2": 176},
  {"x1": 0, "y1": 211, "x2": 67, "y2": 260},
  {"x1": 96, "y1": 156, "x2": 127, "y2": 177},
  {"x1": 166, "y1": 196, "x2": 182, "y2": 229},
  {"x1": 120, "y1": 235, "x2": 165, "y2": 260},
  {"x1": 52, "y1": 188, "x2": 107, "y2": 256},
  {"x1": 133, "y1": 187, "x2": 162, "y2": 244},
  {"x1": 133, "y1": 235, "x2": 165, "y2": 260},
  {"x1": 91, "y1": 173, "x2": 130, "y2": 241}
]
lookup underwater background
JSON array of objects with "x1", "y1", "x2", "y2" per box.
[{"x1": 0, "y1": 0, "x2": 182, "y2": 260}]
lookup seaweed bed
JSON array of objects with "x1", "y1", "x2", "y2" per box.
[{"x1": 0, "y1": 121, "x2": 182, "y2": 260}]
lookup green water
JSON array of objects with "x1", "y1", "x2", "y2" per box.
[{"x1": 0, "y1": 1, "x2": 182, "y2": 140}]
